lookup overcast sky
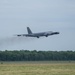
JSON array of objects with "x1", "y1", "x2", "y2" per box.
[{"x1": 0, "y1": 0, "x2": 75, "y2": 50}]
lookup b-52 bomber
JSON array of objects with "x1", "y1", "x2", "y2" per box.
[{"x1": 17, "y1": 27, "x2": 59, "y2": 38}]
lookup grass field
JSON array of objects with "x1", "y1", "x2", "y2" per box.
[{"x1": 0, "y1": 61, "x2": 75, "y2": 75}]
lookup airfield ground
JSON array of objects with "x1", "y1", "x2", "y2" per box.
[{"x1": 0, "y1": 61, "x2": 75, "y2": 75}]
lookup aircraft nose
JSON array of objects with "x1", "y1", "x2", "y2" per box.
[
  {"x1": 57, "y1": 32, "x2": 59, "y2": 34},
  {"x1": 54, "y1": 32, "x2": 59, "y2": 34}
]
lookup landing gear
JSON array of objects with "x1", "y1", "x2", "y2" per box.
[
  {"x1": 46, "y1": 35, "x2": 48, "y2": 37},
  {"x1": 37, "y1": 36, "x2": 39, "y2": 38}
]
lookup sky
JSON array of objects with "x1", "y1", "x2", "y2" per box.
[{"x1": 0, "y1": 0, "x2": 75, "y2": 51}]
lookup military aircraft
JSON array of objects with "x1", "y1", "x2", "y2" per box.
[{"x1": 17, "y1": 27, "x2": 59, "y2": 38}]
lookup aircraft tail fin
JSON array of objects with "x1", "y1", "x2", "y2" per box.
[{"x1": 27, "y1": 27, "x2": 32, "y2": 34}]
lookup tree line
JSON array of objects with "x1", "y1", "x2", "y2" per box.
[{"x1": 0, "y1": 50, "x2": 75, "y2": 61}]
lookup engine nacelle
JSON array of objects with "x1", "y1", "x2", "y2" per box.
[{"x1": 17, "y1": 35, "x2": 21, "y2": 36}]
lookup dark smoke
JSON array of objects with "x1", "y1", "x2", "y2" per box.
[{"x1": 0, "y1": 36, "x2": 37, "y2": 50}]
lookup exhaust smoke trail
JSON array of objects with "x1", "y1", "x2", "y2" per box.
[{"x1": 0, "y1": 36, "x2": 37, "y2": 50}]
